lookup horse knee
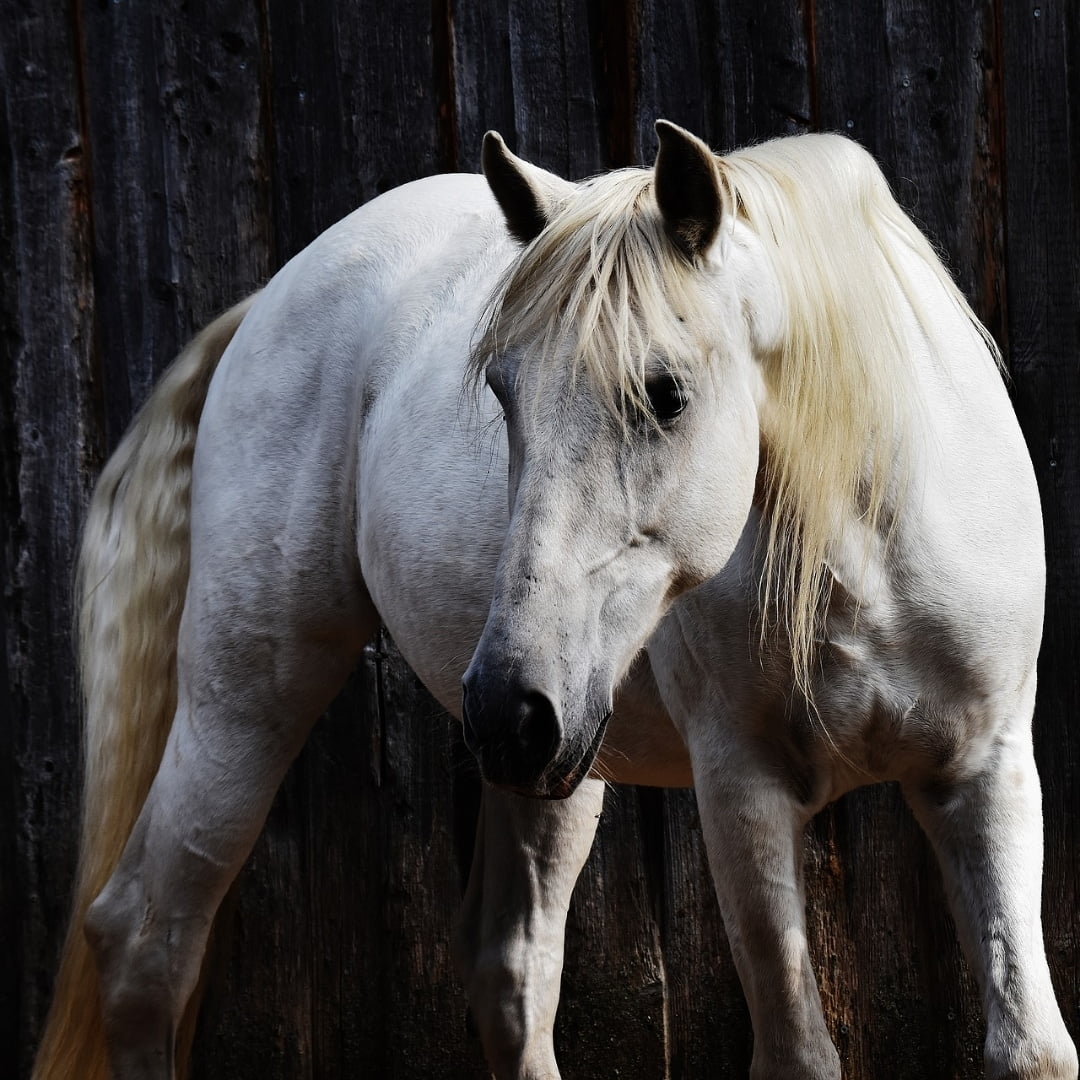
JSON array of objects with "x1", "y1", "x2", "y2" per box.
[
  {"x1": 454, "y1": 927, "x2": 520, "y2": 1043},
  {"x1": 456, "y1": 939, "x2": 559, "y2": 1080},
  {"x1": 463, "y1": 955, "x2": 527, "y2": 1058}
]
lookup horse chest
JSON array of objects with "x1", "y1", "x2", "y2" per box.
[{"x1": 649, "y1": 568, "x2": 1003, "y2": 810}]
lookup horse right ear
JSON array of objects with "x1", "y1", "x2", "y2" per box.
[
  {"x1": 482, "y1": 132, "x2": 573, "y2": 245},
  {"x1": 654, "y1": 120, "x2": 725, "y2": 260}
]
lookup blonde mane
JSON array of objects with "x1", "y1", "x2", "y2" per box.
[{"x1": 473, "y1": 134, "x2": 997, "y2": 697}]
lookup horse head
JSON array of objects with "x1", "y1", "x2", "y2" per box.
[{"x1": 462, "y1": 122, "x2": 770, "y2": 798}]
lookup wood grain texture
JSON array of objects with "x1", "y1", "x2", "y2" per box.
[
  {"x1": 453, "y1": 0, "x2": 609, "y2": 176},
  {"x1": 78, "y1": 0, "x2": 272, "y2": 438},
  {"x1": 804, "y1": 5, "x2": 1013, "y2": 1076},
  {"x1": 0, "y1": 4, "x2": 96, "y2": 1077},
  {"x1": 649, "y1": 787, "x2": 753, "y2": 1077},
  {"x1": 634, "y1": 0, "x2": 810, "y2": 162},
  {"x1": 1001, "y1": 0, "x2": 1080, "y2": 1039},
  {"x1": 812, "y1": 0, "x2": 1005, "y2": 328},
  {"x1": 3, "y1": 1, "x2": 1077, "y2": 1077}
]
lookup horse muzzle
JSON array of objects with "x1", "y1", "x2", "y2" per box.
[{"x1": 461, "y1": 671, "x2": 609, "y2": 799}]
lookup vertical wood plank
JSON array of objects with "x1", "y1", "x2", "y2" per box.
[
  {"x1": 377, "y1": 640, "x2": 491, "y2": 1077},
  {"x1": 635, "y1": 0, "x2": 811, "y2": 163},
  {"x1": 1001, "y1": 0, "x2": 1080, "y2": 1043},
  {"x1": 648, "y1": 789, "x2": 753, "y2": 1078},
  {"x1": 556, "y1": 788, "x2": 668, "y2": 1080},
  {"x1": 265, "y1": 0, "x2": 445, "y2": 261},
  {"x1": 0, "y1": 4, "x2": 96, "y2": 1076},
  {"x1": 812, "y1": 0, "x2": 1005, "y2": 318},
  {"x1": 452, "y1": 0, "x2": 606, "y2": 175},
  {"x1": 79, "y1": 0, "x2": 272, "y2": 446},
  {"x1": 803, "y1": 786, "x2": 983, "y2": 1078},
  {"x1": 807, "y1": 4, "x2": 1014, "y2": 1076},
  {"x1": 450, "y1": 1, "x2": 516, "y2": 173}
]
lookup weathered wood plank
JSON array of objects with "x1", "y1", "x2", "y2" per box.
[
  {"x1": 1001, "y1": 0, "x2": 1080, "y2": 1042},
  {"x1": 635, "y1": 0, "x2": 810, "y2": 163},
  {"x1": 807, "y1": 4, "x2": 1009, "y2": 1076},
  {"x1": 804, "y1": 786, "x2": 983, "y2": 1078},
  {"x1": 373, "y1": 636, "x2": 487, "y2": 1076},
  {"x1": 556, "y1": 788, "x2": 668, "y2": 1079},
  {"x1": 450, "y1": 0, "x2": 516, "y2": 174},
  {"x1": 265, "y1": 0, "x2": 446, "y2": 261},
  {"x1": 453, "y1": 0, "x2": 606, "y2": 175},
  {"x1": 649, "y1": 788, "x2": 753, "y2": 1078},
  {"x1": 812, "y1": 0, "x2": 1004, "y2": 312},
  {"x1": 0, "y1": 4, "x2": 96, "y2": 1075},
  {"x1": 78, "y1": 0, "x2": 271, "y2": 443}
]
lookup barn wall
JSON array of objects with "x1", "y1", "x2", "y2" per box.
[{"x1": 2, "y1": 1, "x2": 1077, "y2": 1077}]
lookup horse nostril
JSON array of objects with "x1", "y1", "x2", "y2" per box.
[
  {"x1": 515, "y1": 690, "x2": 561, "y2": 765},
  {"x1": 462, "y1": 675, "x2": 563, "y2": 788}
]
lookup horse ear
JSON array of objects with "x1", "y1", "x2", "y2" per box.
[
  {"x1": 653, "y1": 120, "x2": 724, "y2": 260},
  {"x1": 482, "y1": 131, "x2": 573, "y2": 245}
]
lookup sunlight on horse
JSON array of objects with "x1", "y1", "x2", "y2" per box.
[{"x1": 35, "y1": 122, "x2": 1076, "y2": 1080}]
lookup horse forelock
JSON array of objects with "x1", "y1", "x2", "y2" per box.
[{"x1": 470, "y1": 167, "x2": 707, "y2": 420}]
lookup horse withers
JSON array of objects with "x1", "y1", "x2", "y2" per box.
[{"x1": 35, "y1": 122, "x2": 1076, "y2": 1079}]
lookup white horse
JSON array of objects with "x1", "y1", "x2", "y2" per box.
[{"x1": 35, "y1": 121, "x2": 1075, "y2": 1080}]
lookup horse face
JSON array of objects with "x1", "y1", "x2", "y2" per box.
[{"x1": 463, "y1": 339, "x2": 762, "y2": 799}]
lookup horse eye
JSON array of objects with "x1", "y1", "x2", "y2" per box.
[{"x1": 644, "y1": 374, "x2": 687, "y2": 423}]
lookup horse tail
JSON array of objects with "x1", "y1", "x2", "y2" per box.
[{"x1": 33, "y1": 293, "x2": 257, "y2": 1080}]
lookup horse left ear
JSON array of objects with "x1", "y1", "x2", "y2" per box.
[
  {"x1": 654, "y1": 120, "x2": 724, "y2": 260},
  {"x1": 482, "y1": 132, "x2": 574, "y2": 245}
]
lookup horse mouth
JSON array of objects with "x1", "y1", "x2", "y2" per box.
[{"x1": 530, "y1": 711, "x2": 611, "y2": 801}]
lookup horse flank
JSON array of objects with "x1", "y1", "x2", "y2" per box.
[{"x1": 473, "y1": 133, "x2": 998, "y2": 698}]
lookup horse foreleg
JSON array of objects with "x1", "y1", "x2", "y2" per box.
[
  {"x1": 693, "y1": 747, "x2": 840, "y2": 1080},
  {"x1": 904, "y1": 731, "x2": 1078, "y2": 1080},
  {"x1": 455, "y1": 779, "x2": 605, "y2": 1080},
  {"x1": 84, "y1": 625, "x2": 362, "y2": 1078}
]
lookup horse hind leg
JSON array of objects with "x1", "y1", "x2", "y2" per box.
[
  {"x1": 903, "y1": 716, "x2": 1077, "y2": 1080},
  {"x1": 85, "y1": 583, "x2": 374, "y2": 1077}
]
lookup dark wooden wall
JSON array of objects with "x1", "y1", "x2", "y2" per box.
[{"x1": 2, "y1": 1, "x2": 1077, "y2": 1077}]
